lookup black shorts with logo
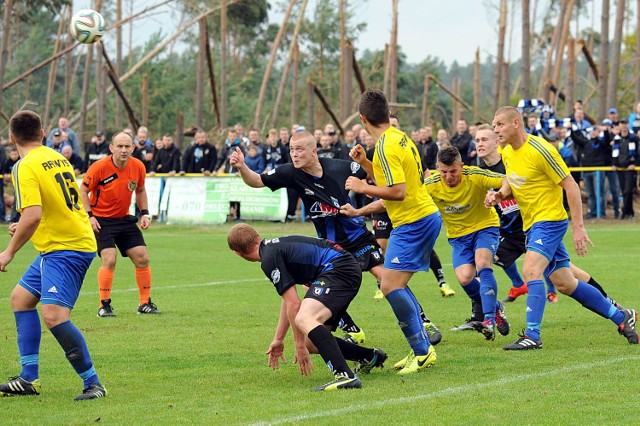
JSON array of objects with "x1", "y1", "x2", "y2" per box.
[
  {"x1": 372, "y1": 213, "x2": 392, "y2": 240},
  {"x1": 304, "y1": 254, "x2": 362, "y2": 329},
  {"x1": 344, "y1": 231, "x2": 385, "y2": 272},
  {"x1": 95, "y1": 215, "x2": 146, "y2": 257},
  {"x1": 494, "y1": 231, "x2": 526, "y2": 268}
]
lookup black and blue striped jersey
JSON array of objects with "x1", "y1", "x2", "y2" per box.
[{"x1": 259, "y1": 235, "x2": 351, "y2": 295}]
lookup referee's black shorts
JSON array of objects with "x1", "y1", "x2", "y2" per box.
[{"x1": 95, "y1": 215, "x2": 146, "y2": 257}]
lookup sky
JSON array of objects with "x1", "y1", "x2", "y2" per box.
[{"x1": 73, "y1": 0, "x2": 614, "y2": 67}]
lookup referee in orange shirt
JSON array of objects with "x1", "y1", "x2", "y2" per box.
[{"x1": 80, "y1": 131, "x2": 161, "y2": 317}]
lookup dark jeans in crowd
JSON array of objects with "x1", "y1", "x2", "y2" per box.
[
  {"x1": 618, "y1": 170, "x2": 637, "y2": 218},
  {"x1": 605, "y1": 171, "x2": 621, "y2": 218},
  {"x1": 583, "y1": 171, "x2": 606, "y2": 218}
]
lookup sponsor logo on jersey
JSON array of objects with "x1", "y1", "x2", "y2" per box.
[
  {"x1": 270, "y1": 268, "x2": 281, "y2": 284},
  {"x1": 498, "y1": 199, "x2": 520, "y2": 215},
  {"x1": 309, "y1": 201, "x2": 339, "y2": 218},
  {"x1": 534, "y1": 238, "x2": 543, "y2": 245},
  {"x1": 443, "y1": 203, "x2": 472, "y2": 215},
  {"x1": 127, "y1": 180, "x2": 138, "y2": 192},
  {"x1": 313, "y1": 287, "x2": 324, "y2": 296},
  {"x1": 391, "y1": 257, "x2": 400, "y2": 264},
  {"x1": 48, "y1": 286, "x2": 58, "y2": 293},
  {"x1": 350, "y1": 162, "x2": 361, "y2": 174},
  {"x1": 304, "y1": 188, "x2": 314, "y2": 195}
]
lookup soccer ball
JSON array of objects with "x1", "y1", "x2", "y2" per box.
[{"x1": 69, "y1": 9, "x2": 105, "y2": 44}]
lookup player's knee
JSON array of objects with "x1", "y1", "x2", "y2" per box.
[
  {"x1": 294, "y1": 314, "x2": 311, "y2": 335},
  {"x1": 133, "y1": 255, "x2": 149, "y2": 268},
  {"x1": 41, "y1": 308, "x2": 68, "y2": 329},
  {"x1": 10, "y1": 288, "x2": 37, "y2": 311}
]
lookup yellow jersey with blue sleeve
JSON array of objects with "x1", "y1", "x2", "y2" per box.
[
  {"x1": 13, "y1": 146, "x2": 96, "y2": 253},
  {"x1": 373, "y1": 126, "x2": 438, "y2": 227},
  {"x1": 501, "y1": 134, "x2": 569, "y2": 231},
  {"x1": 424, "y1": 166, "x2": 503, "y2": 238}
]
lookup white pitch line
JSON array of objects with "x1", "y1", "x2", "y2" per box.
[
  {"x1": 250, "y1": 355, "x2": 640, "y2": 426},
  {"x1": 0, "y1": 278, "x2": 267, "y2": 302}
]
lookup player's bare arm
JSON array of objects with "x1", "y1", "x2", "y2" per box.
[
  {"x1": 79, "y1": 183, "x2": 101, "y2": 233},
  {"x1": 346, "y1": 176, "x2": 406, "y2": 201},
  {"x1": 0, "y1": 205, "x2": 42, "y2": 272},
  {"x1": 230, "y1": 147, "x2": 265, "y2": 188},
  {"x1": 560, "y1": 175, "x2": 594, "y2": 256},
  {"x1": 266, "y1": 300, "x2": 290, "y2": 370},
  {"x1": 281, "y1": 286, "x2": 313, "y2": 376},
  {"x1": 340, "y1": 199, "x2": 386, "y2": 217}
]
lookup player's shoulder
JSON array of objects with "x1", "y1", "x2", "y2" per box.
[
  {"x1": 463, "y1": 165, "x2": 503, "y2": 177},
  {"x1": 423, "y1": 172, "x2": 442, "y2": 185}
]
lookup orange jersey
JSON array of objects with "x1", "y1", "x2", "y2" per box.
[{"x1": 82, "y1": 155, "x2": 146, "y2": 218}]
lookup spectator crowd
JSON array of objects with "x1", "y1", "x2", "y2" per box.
[{"x1": 1, "y1": 100, "x2": 638, "y2": 223}]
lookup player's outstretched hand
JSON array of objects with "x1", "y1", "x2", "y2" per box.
[
  {"x1": 349, "y1": 144, "x2": 367, "y2": 164},
  {"x1": 229, "y1": 147, "x2": 245, "y2": 169},
  {"x1": 573, "y1": 225, "x2": 594, "y2": 257},
  {"x1": 266, "y1": 339, "x2": 286, "y2": 370},
  {"x1": 293, "y1": 346, "x2": 313, "y2": 376}
]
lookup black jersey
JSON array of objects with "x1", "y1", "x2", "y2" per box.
[
  {"x1": 259, "y1": 235, "x2": 351, "y2": 295},
  {"x1": 261, "y1": 158, "x2": 369, "y2": 251},
  {"x1": 480, "y1": 159, "x2": 524, "y2": 237}
]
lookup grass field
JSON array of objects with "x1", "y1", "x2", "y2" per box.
[{"x1": 0, "y1": 220, "x2": 639, "y2": 425}]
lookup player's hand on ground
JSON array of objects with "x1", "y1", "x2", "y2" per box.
[
  {"x1": 266, "y1": 339, "x2": 286, "y2": 370},
  {"x1": 573, "y1": 225, "x2": 593, "y2": 257},
  {"x1": 89, "y1": 216, "x2": 101, "y2": 233},
  {"x1": 0, "y1": 250, "x2": 14, "y2": 272},
  {"x1": 345, "y1": 176, "x2": 367, "y2": 194},
  {"x1": 229, "y1": 147, "x2": 245, "y2": 168},
  {"x1": 349, "y1": 144, "x2": 366, "y2": 164},
  {"x1": 293, "y1": 346, "x2": 313, "y2": 376},
  {"x1": 8, "y1": 222, "x2": 17, "y2": 237},
  {"x1": 339, "y1": 203, "x2": 358, "y2": 217}
]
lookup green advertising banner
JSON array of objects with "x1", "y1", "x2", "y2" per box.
[{"x1": 161, "y1": 176, "x2": 286, "y2": 224}]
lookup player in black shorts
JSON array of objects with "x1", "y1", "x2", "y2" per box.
[
  {"x1": 230, "y1": 130, "x2": 442, "y2": 345},
  {"x1": 227, "y1": 223, "x2": 387, "y2": 391}
]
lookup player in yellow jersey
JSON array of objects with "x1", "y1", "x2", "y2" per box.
[
  {"x1": 0, "y1": 111, "x2": 106, "y2": 400},
  {"x1": 346, "y1": 89, "x2": 441, "y2": 374},
  {"x1": 423, "y1": 146, "x2": 510, "y2": 341},
  {"x1": 487, "y1": 106, "x2": 638, "y2": 349}
]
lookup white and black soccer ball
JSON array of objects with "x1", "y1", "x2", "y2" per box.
[{"x1": 69, "y1": 9, "x2": 105, "y2": 44}]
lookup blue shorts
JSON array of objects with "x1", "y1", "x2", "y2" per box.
[
  {"x1": 384, "y1": 212, "x2": 442, "y2": 272},
  {"x1": 449, "y1": 227, "x2": 500, "y2": 269},
  {"x1": 19, "y1": 251, "x2": 96, "y2": 309},
  {"x1": 525, "y1": 220, "x2": 570, "y2": 276}
]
